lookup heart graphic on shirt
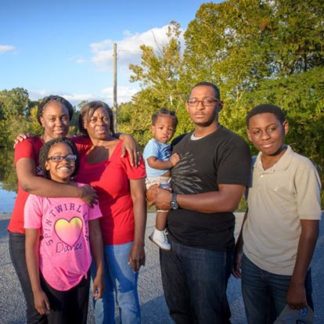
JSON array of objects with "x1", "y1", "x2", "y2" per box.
[{"x1": 54, "y1": 217, "x2": 83, "y2": 247}]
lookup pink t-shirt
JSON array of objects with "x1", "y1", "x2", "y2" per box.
[
  {"x1": 8, "y1": 135, "x2": 92, "y2": 234},
  {"x1": 24, "y1": 184, "x2": 102, "y2": 291}
]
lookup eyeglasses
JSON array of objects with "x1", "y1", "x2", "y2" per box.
[
  {"x1": 47, "y1": 154, "x2": 77, "y2": 162},
  {"x1": 187, "y1": 97, "x2": 219, "y2": 107}
]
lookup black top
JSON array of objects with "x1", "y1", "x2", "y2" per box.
[{"x1": 168, "y1": 126, "x2": 251, "y2": 251}]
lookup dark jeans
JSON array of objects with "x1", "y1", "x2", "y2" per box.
[
  {"x1": 40, "y1": 273, "x2": 90, "y2": 324},
  {"x1": 9, "y1": 232, "x2": 47, "y2": 324},
  {"x1": 160, "y1": 239, "x2": 232, "y2": 324},
  {"x1": 241, "y1": 254, "x2": 313, "y2": 324}
]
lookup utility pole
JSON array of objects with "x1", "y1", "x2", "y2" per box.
[{"x1": 112, "y1": 42, "x2": 118, "y2": 132}]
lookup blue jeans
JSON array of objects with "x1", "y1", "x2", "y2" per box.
[
  {"x1": 160, "y1": 240, "x2": 232, "y2": 324},
  {"x1": 9, "y1": 232, "x2": 47, "y2": 324},
  {"x1": 241, "y1": 254, "x2": 313, "y2": 324},
  {"x1": 93, "y1": 242, "x2": 140, "y2": 324}
]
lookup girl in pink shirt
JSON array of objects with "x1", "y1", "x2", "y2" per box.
[{"x1": 24, "y1": 137, "x2": 104, "y2": 324}]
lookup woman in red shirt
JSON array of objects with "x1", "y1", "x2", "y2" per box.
[{"x1": 77, "y1": 101, "x2": 146, "y2": 324}]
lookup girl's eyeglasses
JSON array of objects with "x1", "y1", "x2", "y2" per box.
[{"x1": 47, "y1": 154, "x2": 77, "y2": 162}]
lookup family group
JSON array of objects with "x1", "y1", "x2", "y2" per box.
[{"x1": 8, "y1": 81, "x2": 321, "y2": 324}]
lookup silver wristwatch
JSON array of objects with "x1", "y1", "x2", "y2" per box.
[{"x1": 170, "y1": 193, "x2": 178, "y2": 210}]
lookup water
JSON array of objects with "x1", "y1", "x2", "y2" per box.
[{"x1": 0, "y1": 183, "x2": 16, "y2": 213}]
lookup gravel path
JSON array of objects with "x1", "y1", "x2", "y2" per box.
[{"x1": 1, "y1": 212, "x2": 323, "y2": 323}]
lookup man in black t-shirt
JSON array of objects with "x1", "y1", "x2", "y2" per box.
[{"x1": 150, "y1": 82, "x2": 251, "y2": 323}]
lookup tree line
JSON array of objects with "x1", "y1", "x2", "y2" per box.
[
  {"x1": 0, "y1": 0, "x2": 323, "y2": 203},
  {"x1": 117, "y1": 0, "x2": 323, "y2": 203}
]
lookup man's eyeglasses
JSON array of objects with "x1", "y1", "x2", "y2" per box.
[
  {"x1": 47, "y1": 154, "x2": 77, "y2": 163},
  {"x1": 187, "y1": 97, "x2": 219, "y2": 107}
]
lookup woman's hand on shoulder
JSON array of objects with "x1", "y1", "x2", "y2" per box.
[
  {"x1": 118, "y1": 133, "x2": 140, "y2": 167},
  {"x1": 80, "y1": 185, "x2": 98, "y2": 206},
  {"x1": 13, "y1": 133, "x2": 33, "y2": 148}
]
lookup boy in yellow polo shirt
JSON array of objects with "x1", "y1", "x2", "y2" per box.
[{"x1": 233, "y1": 104, "x2": 321, "y2": 323}]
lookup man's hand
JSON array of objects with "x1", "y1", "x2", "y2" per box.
[
  {"x1": 80, "y1": 185, "x2": 98, "y2": 207},
  {"x1": 287, "y1": 281, "x2": 307, "y2": 309},
  {"x1": 232, "y1": 248, "x2": 243, "y2": 278},
  {"x1": 128, "y1": 243, "x2": 145, "y2": 272},
  {"x1": 155, "y1": 188, "x2": 172, "y2": 211},
  {"x1": 146, "y1": 184, "x2": 159, "y2": 206}
]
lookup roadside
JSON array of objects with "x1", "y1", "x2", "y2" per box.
[{"x1": 0, "y1": 212, "x2": 323, "y2": 323}]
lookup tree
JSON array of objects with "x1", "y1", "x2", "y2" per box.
[
  {"x1": 239, "y1": 67, "x2": 324, "y2": 166},
  {"x1": 0, "y1": 88, "x2": 32, "y2": 149},
  {"x1": 122, "y1": 0, "x2": 323, "y2": 204},
  {"x1": 119, "y1": 22, "x2": 192, "y2": 146}
]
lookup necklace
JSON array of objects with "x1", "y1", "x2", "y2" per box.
[{"x1": 190, "y1": 133, "x2": 204, "y2": 140}]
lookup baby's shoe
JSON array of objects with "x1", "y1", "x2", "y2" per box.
[{"x1": 149, "y1": 229, "x2": 171, "y2": 250}]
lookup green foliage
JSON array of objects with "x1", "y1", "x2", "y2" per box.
[
  {"x1": 0, "y1": 88, "x2": 31, "y2": 149},
  {"x1": 120, "y1": 21, "x2": 194, "y2": 147},
  {"x1": 0, "y1": 1, "x2": 323, "y2": 205},
  {"x1": 0, "y1": 148, "x2": 16, "y2": 192},
  {"x1": 220, "y1": 67, "x2": 324, "y2": 178},
  {"x1": 0, "y1": 87, "x2": 30, "y2": 119},
  {"x1": 0, "y1": 89, "x2": 79, "y2": 191},
  {"x1": 119, "y1": 0, "x2": 324, "y2": 205}
]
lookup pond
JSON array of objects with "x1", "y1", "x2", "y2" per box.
[
  {"x1": 0, "y1": 183, "x2": 16, "y2": 213},
  {"x1": 0, "y1": 148, "x2": 17, "y2": 213}
]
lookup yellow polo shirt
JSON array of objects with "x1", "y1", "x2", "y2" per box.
[{"x1": 243, "y1": 146, "x2": 321, "y2": 275}]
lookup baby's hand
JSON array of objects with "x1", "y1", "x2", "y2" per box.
[{"x1": 170, "y1": 153, "x2": 180, "y2": 167}]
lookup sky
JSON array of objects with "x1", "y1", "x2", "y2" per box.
[{"x1": 0, "y1": 0, "x2": 220, "y2": 106}]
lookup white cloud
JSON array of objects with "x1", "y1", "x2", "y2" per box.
[
  {"x1": 28, "y1": 90, "x2": 51, "y2": 101},
  {"x1": 75, "y1": 57, "x2": 86, "y2": 64},
  {"x1": 77, "y1": 24, "x2": 185, "y2": 104},
  {"x1": 63, "y1": 93, "x2": 94, "y2": 104},
  {"x1": 0, "y1": 44, "x2": 16, "y2": 53},
  {"x1": 28, "y1": 85, "x2": 138, "y2": 107},
  {"x1": 90, "y1": 24, "x2": 184, "y2": 72},
  {"x1": 101, "y1": 85, "x2": 140, "y2": 104},
  {"x1": 28, "y1": 90, "x2": 96, "y2": 107}
]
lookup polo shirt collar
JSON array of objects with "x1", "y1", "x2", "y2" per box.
[{"x1": 254, "y1": 145, "x2": 293, "y2": 172}]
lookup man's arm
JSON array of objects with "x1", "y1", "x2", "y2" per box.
[
  {"x1": 153, "y1": 183, "x2": 245, "y2": 213},
  {"x1": 17, "y1": 157, "x2": 97, "y2": 205},
  {"x1": 287, "y1": 219, "x2": 319, "y2": 309},
  {"x1": 232, "y1": 209, "x2": 248, "y2": 278}
]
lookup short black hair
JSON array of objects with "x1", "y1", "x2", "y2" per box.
[
  {"x1": 37, "y1": 95, "x2": 74, "y2": 125},
  {"x1": 191, "y1": 81, "x2": 221, "y2": 100},
  {"x1": 246, "y1": 104, "x2": 286, "y2": 127},
  {"x1": 151, "y1": 108, "x2": 178, "y2": 128},
  {"x1": 78, "y1": 100, "x2": 114, "y2": 136},
  {"x1": 39, "y1": 137, "x2": 79, "y2": 179}
]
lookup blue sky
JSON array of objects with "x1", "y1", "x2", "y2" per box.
[{"x1": 0, "y1": 0, "x2": 219, "y2": 105}]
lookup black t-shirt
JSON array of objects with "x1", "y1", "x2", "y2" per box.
[{"x1": 169, "y1": 126, "x2": 251, "y2": 251}]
